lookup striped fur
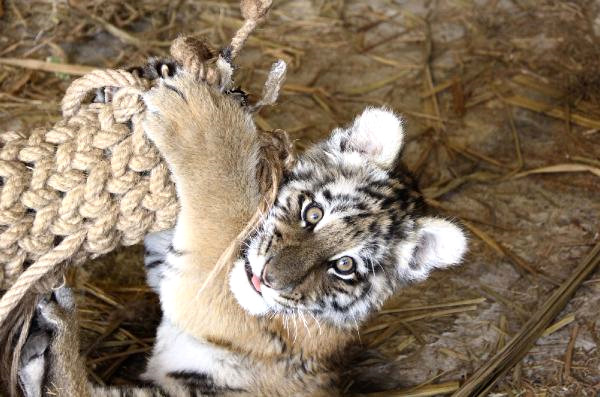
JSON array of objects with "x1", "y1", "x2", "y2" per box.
[
  {"x1": 18, "y1": 70, "x2": 467, "y2": 396},
  {"x1": 233, "y1": 108, "x2": 467, "y2": 329}
]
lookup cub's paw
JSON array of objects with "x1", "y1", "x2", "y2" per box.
[
  {"x1": 142, "y1": 73, "x2": 236, "y2": 166},
  {"x1": 36, "y1": 286, "x2": 76, "y2": 332},
  {"x1": 18, "y1": 287, "x2": 74, "y2": 397},
  {"x1": 19, "y1": 330, "x2": 49, "y2": 397},
  {"x1": 141, "y1": 53, "x2": 250, "y2": 172}
]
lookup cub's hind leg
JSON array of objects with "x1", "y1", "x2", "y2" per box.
[
  {"x1": 17, "y1": 288, "x2": 202, "y2": 397},
  {"x1": 18, "y1": 288, "x2": 90, "y2": 396}
]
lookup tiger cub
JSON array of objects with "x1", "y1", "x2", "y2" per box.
[{"x1": 18, "y1": 68, "x2": 466, "y2": 396}]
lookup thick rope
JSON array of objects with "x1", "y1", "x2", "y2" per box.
[
  {"x1": 61, "y1": 69, "x2": 145, "y2": 117},
  {"x1": 0, "y1": 68, "x2": 177, "y2": 325},
  {"x1": 0, "y1": 231, "x2": 86, "y2": 326}
]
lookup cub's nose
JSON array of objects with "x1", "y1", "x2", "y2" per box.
[
  {"x1": 261, "y1": 249, "x2": 309, "y2": 291},
  {"x1": 261, "y1": 257, "x2": 289, "y2": 291},
  {"x1": 261, "y1": 265, "x2": 275, "y2": 289}
]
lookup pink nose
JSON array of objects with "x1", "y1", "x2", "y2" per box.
[{"x1": 251, "y1": 275, "x2": 262, "y2": 293}]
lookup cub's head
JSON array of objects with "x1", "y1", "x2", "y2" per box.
[{"x1": 230, "y1": 107, "x2": 467, "y2": 327}]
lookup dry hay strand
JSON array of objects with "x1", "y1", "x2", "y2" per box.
[{"x1": 453, "y1": 241, "x2": 600, "y2": 396}]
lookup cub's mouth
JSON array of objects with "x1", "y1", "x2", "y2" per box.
[{"x1": 244, "y1": 261, "x2": 262, "y2": 296}]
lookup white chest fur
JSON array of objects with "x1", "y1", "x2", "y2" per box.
[{"x1": 142, "y1": 319, "x2": 252, "y2": 389}]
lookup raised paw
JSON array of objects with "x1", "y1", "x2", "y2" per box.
[
  {"x1": 36, "y1": 286, "x2": 76, "y2": 332},
  {"x1": 142, "y1": 72, "x2": 202, "y2": 164},
  {"x1": 141, "y1": 69, "x2": 251, "y2": 175}
]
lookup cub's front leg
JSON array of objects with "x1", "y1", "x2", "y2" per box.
[{"x1": 142, "y1": 69, "x2": 262, "y2": 267}]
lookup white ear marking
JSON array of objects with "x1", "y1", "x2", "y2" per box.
[
  {"x1": 345, "y1": 107, "x2": 404, "y2": 168},
  {"x1": 397, "y1": 217, "x2": 467, "y2": 281},
  {"x1": 414, "y1": 217, "x2": 467, "y2": 268}
]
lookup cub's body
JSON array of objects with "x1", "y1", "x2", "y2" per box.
[
  {"x1": 140, "y1": 73, "x2": 351, "y2": 394},
  {"x1": 18, "y1": 67, "x2": 466, "y2": 396}
]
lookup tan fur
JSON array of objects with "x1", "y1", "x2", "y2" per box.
[
  {"x1": 143, "y1": 73, "x2": 261, "y2": 262},
  {"x1": 144, "y1": 73, "x2": 354, "y2": 395},
  {"x1": 41, "y1": 295, "x2": 90, "y2": 396}
]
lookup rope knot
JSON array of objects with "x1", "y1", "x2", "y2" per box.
[
  {"x1": 61, "y1": 69, "x2": 146, "y2": 118},
  {"x1": 169, "y1": 37, "x2": 224, "y2": 86},
  {"x1": 112, "y1": 87, "x2": 145, "y2": 123}
]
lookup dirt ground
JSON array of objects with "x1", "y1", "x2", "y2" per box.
[{"x1": 1, "y1": 0, "x2": 600, "y2": 396}]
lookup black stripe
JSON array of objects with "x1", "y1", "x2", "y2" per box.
[
  {"x1": 297, "y1": 193, "x2": 305, "y2": 210},
  {"x1": 263, "y1": 234, "x2": 273, "y2": 255},
  {"x1": 307, "y1": 176, "x2": 335, "y2": 192},
  {"x1": 145, "y1": 259, "x2": 163, "y2": 269},
  {"x1": 163, "y1": 82, "x2": 186, "y2": 101},
  {"x1": 167, "y1": 371, "x2": 245, "y2": 394},
  {"x1": 358, "y1": 186, "x2": 389, "y2": 201},
  {"x1": 330, "y1": 283, "x2": 371, "y2": 312},
  {"x1": 329, "y1": 203, "x2": 354, "y2": 214},
  {"x1": 168, "y1": 244, "x2": 184, "y2": 256},
  {"x1": 339, "y1": 136, "x2": 349, "y2": 151}
]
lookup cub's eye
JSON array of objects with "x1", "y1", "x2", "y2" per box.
[
  {"x1": 333, "y1": 256, "x2": 355, "y2": 275},
  {"x1": 303, "y1": 204, "x2": 323, "y2": 225}
]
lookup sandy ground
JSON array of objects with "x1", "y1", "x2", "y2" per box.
[{"x1": 1, "y1": 0, "x2": 599, "y2": 395}]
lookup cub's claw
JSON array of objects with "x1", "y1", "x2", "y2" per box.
[{"x1": 130, "y1": 58, "x2": 180, "y2": 80}]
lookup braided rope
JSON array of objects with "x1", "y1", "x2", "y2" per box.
[
  {"x1": 61, "y1": 69, "x2": 145, "y2": 117},
  {"x1": 0, "y1": 69, "x2": 178, "y2": 325}
]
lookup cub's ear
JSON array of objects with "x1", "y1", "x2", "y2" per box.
[
  {"x1": 339, "y1": 107, "x2": 404, "y2": 169},
  {"x1": 397, "y1": 217, "x2": 467, "y2": 281}
]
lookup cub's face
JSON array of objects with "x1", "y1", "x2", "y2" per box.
[{"x1": 229, "y1": 108, "x2": 467, "y2": 327}]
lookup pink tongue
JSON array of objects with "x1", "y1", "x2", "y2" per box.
[{"x1": 251, "y1": 275, "x2": 262, "y2": 293}]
